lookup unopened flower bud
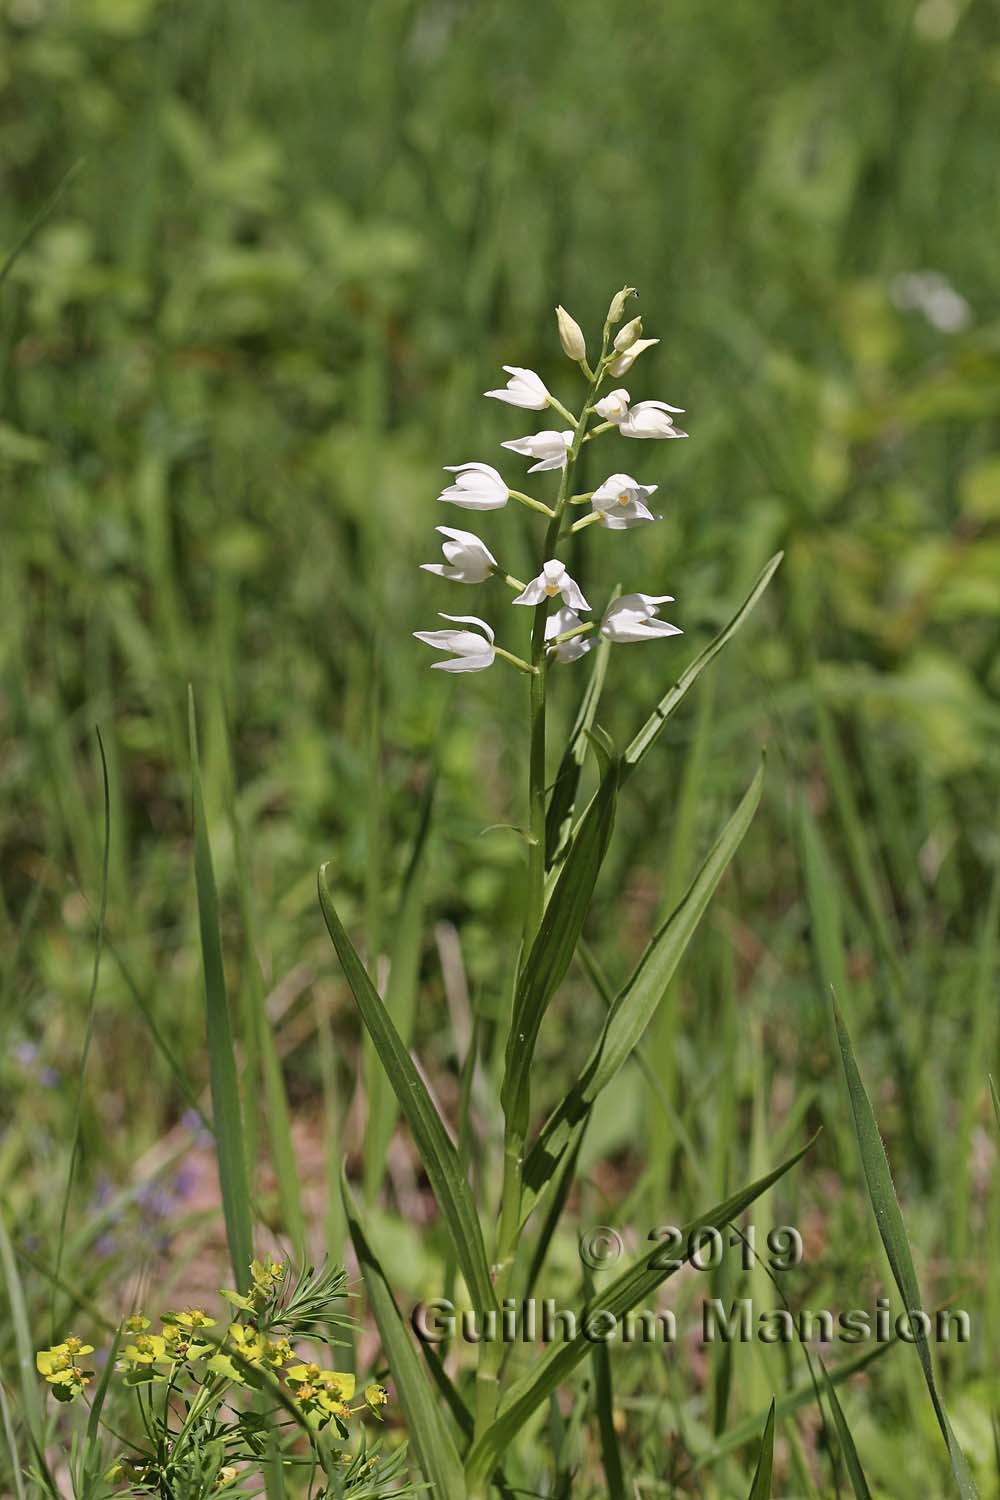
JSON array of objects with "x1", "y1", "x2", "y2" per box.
[
  {"x1": 555, "y1": 305, "x2": 587, "y2": 362},
  {"x1": 606, "y1": 286, "x2": 637, "y2": 326},
  {"x1": 613, "y1": 316, "x2": 643, "y2": 353}
]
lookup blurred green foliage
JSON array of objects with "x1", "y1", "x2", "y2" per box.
[{"x1": 2, "y1": 0, "x2": 1000, "y2": 1493}]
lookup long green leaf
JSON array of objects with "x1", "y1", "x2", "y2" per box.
[
  {"x1": 522, "y1": 763, "x2": 763, "y2": 1218},
  {"x1": 189, "y1": 690, "x2": 253, "y2": 1294},
  {"x1": 622, "y1": 552, "x2": 782, "y2": 776},
  {"x1": 545, "y1": 632, "x2": 611, "y2": 868},
  {"x1": 747, "y1": 1401, "x2": 775, "y2": 1499},
  {"x1": 0, "y1": 1205, "x2": 55, "y2": 1492},
  {"x1": 501, "y1": 745, "x2": 618, "y2": 1140},
  {"x1": 365, "y1": 775, "x2": 436, "y2": 1203},
  {"x1": 342, "y1": 1170, "x2": 466, "y2": 1500},
  {"x1": 821, "y1": 1360, "x2": 872, "y2": 1499},
  {"x1": 465, "y1": 1133, "x2": 816, "y2": 1486},
  {"x1": 832, "y1": 999, "x2": 979, "y2": 1498},
  {"x1": 318, "y1": 865, "x2": 495, "y2": 1314}
]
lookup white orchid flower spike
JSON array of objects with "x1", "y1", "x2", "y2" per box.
[
  {"x1": 438, "y1": 462, "x2": 509, "y2": 510},
  {"x1": 513, "y1": 559, "x2": 590, "y2": 611},
  {"x1": 601, "y1": 593, "x2": 682, "y2": 642},
  {"x1": 500, "y1": 429, "x2": 573, "y2": 473},
  {"x1": 591, "y1": 473, "x2": 659, "y2": 529},
  {"x1": 545, "y1": 607, "x2": 592, "y2": 663},
  {"x1": 619, "y1": 400, "x2": 687, "y2": 439},
  {"x1": 421, "y1": 527, "x2": 497, "y2": 584},
  {"x1": 414, "y1": 614, "x2": 497, "y2": 672},
  {"x1": 484, "y1": 366, "x2": 550, "y2": 410}
]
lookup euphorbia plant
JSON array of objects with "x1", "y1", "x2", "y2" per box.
[{"x1": 320, "y1": 287, "x2": 797, "y2": 1499}]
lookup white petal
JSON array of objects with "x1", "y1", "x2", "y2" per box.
[
  {"x1": 511, "y1": 580, "x2": 547, "y2": 606},
  {"x1": 431, "y1": 649, "x2": 496, "y2": 672},
  {"x1": 561, "y1": 577, "x2": 591, "y2": 612},
  {"x1": 439, "y1": 612, "x2": 495, "y2": 643}
]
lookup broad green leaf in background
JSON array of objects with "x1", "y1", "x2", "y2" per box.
[
  {"x1": 832, "y1": 999, "x2": 979, "y2": 1499},
  {"x1": 319, "y1": 864, "x2": 495, "y2": 1315},
  {"x1": 189, "y1": 690, "x2": 254, "y2": 1295},
  {"x1": 747, "y1": 1400, "x2": 775, "y2": 1499},
  {"x1": 342, "y1": 1171, "x2": 466, "y2": 1500},
  {"x1": 465, "y1": 1133, "x2": 816, "y2": 1486},
  {"x1": 522, "y1": 763, "x2": 763, "y2": 1221}
]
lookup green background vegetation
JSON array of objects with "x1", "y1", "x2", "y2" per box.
[{"x1": 2, "y1": 0, "x2": 999, "y2": 1493}]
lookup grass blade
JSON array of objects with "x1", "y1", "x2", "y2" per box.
[
  {"x1": 622, "y1": 552, "x2": 782, "y2": 776},
  {"x1": 832, "y1": 998, "x2": 979, "y2": 1498},
  {"x1": 747, "y1": 1400, "x2": 775, "y2": 1499},
  {"x1": 52, "y1": 730, "x2": 110, "y2": 1334},
  {"x1": 342, "y1": 1170, "x2": 466, "y2": 1500},
  {"x1": 465, "y1": 1133, "x2": 816, "y2": 1486},
  {"x1": 821, "y1": 1360, "x2": 872, "y2": 1499},
  {"x1": 318, "y1": 865, "x2": 495, "y2": 1314},
  {"x1": 364, "y1": 774, "x2": 435, "y2": 1203},
  {"x1": 189, "y1": 688, "x2": 254, "y2": 1293}
]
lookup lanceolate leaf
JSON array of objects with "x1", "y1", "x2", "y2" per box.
[
  {"x1": 832, "y1": 999, "x2": 979, "y2": 1499},
  {"x1": 318, "y1": 865, "x2": 495, "y2": 1315},
  {"x1": 747, "y1": 1401, "x2": 775, "y2": 1499},
  {"x1": 465, "y1": 1134, "x2": 816, "y2": 1487},
  {"x1": 500, "y1": 747, "x2": 618, "y2": 1141},
  {"x1": 522, "y1": 764, "x2": 763, "y2": 1220},
  {"x1": 545, "y1": 632, "x2": 611, "y2": 869},
  {"x1": 189, "y1": 692, "x2": 253, "y2": 1294},
  {"x1": 622, "y1": 552, "x2": 782, "y2": 776},
  {"x1": 342, "y1": 1171, "x2": 466, "y2": 1500}
]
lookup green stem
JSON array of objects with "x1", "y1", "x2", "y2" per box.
[{"x1": 509, "y1": 489, "x2": 556, "y2": 518}]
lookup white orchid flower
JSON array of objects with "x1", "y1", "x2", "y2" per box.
[
  {"x1": 608, "y1": 338, "x2": 659, "y2": 377},
  {"x1": 438, "y1": 462, "x2": 509, "y2": 511},
  {"x1": 619, "y1": 399, "x2": 687, "y2": 439},
  {"x1": 601, "y1": 593, "x2": 682, "y2": 643},
  {"x1": 414, "y1": 614, "x2": 496, "y2": 672},
  {"x1": 421, "y1": 526, "x2": 497, "y2": 584},
  {"x1": 484, "y1": 366, "x2": 550, "y2": 410},
  {"x1": 512, "y1": 559, "x2": 590, "y2": 611},
  {"x1": 591, "y1": 473, "x2": 659, "y2": 529},
  {"x1": 501, "y1": 429, "x2": 573, "y2": 473},
  {"x1": 593, "y1": 388, "x2": 631, "y2": 423},
  {"x1": 545, "y1": 606, "x2": 592, "y2": 663}
]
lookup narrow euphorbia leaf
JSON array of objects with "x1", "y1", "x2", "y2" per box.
[
  {"x1": 465, "y1": 1134, "x2": 816, "y2": 1487},
  {"x1": 832, "y1": 999, "x2": 980, "y2": 1498},
  {"x1": 746, "y1": 1401, "x2": 775, "y2": 1498},
  {"x1": 622, "y1": 552, "x2": 782, "y2": 776},
  {"x1": 821, "y1": 1360, "x2": 873, "y2": 1499},
  {"x1": 521, "y1": 763, "x2": 763, "y2": 1222},
  {"x1": 342, "y1": 1171, "x2": 466, "y2": 1500},
  {"x1": 500, "y1": 745, "x2": 618, "y2": 1140},
  {"x1": 189, "y1": 692, "x2": 253, "y2": 1294},
  {"x1": 990, "y1": 1075, "x2": 1000, "y2": 1133},
  {"x1": 318, "y1": 865, "x2": 495, "y2": 1315}
]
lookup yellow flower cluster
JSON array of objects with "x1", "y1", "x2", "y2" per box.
[{"x1": 35, "y1": 1337, "x2": 95, "y2": 1403}]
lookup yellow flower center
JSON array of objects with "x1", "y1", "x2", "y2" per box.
[
  {"x1": 297, "y1": 1384, "x2": 316, "y2": 1401},
  {"x1": 544, "y1": 584, "x2": 560, "y2": 597},
  {"x1": 65, "y1": 1336, "x2": 82, "y2": 1354},
  {"x1": 618, "y1": 491, "x2": 630, "y2": 506},
  {"x1": 186, "y1": 1309, "x2": 207, "y2": 1326}
]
